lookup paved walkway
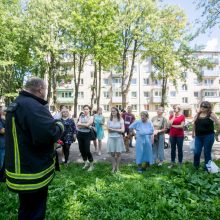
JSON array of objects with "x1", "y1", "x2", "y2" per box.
[{"x1": 57, "y1": 132, "x2": 220, "y2": 164}]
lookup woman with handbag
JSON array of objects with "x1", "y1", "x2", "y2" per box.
[
  {"x1": 107, "y1": 107, "x2": 125, "y2": 173},
  {"x1": 192, "y1": 101, "x2": 220, "y2": 170},
  {"x1": 152, "y1": 107, "x2": 167, "y2": 166},
  {"x1": 77, "y1": 105, "x2": 94, "y2": 171}
]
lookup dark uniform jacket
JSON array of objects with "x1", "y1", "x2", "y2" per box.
[{"x1": 5, "y1": 90, "x2": 64, "y2": 193}]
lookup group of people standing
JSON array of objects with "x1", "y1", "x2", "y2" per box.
[
  {"x1": 53, "y1": 101, "x2": 220, "y2": 174},
  {"x1": 1, "y1": 76, "x2": 220, "y2": 220}
]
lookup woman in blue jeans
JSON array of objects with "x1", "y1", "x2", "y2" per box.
[
  {"x1": 192, "y1": 101, "x2": 220, "y2": 170},
  {"x1": 168, "y1": 105, "x2": 185, "y2": 168}
]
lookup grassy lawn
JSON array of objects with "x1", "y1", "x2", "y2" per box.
[{"x1": 1, "y1": 161, "x2": 220, "y2": 220}]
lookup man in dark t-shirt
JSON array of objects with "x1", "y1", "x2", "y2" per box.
[{"x1": 122, "y1": 106, "x2": 135, "y2": 149}]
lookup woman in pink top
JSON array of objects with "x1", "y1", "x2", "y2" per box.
[{"x1": 168, "y1": 105, "x2": 185, "y2": 168}]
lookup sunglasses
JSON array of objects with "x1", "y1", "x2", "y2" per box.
[{"x1": 201, "y1": 105, "x2": 208, "y2": 108}]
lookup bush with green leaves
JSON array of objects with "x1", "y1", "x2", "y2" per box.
[{"x1": 1, "y1": 162, "x2": 220, "y2": 219}]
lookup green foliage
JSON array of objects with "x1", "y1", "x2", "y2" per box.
[
  {"x1": 195, "y1": 0, "x2": 220, "y2": 30},
  {"x1": 1, "y1": 162, "x2": 220, "y2": 219}
]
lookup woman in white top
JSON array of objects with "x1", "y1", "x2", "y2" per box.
[
  {"x1": 107, "y1": 107, "x2": 125, "y2": 173},
  {"x1": 77, "y1": 105, "x2": 94, "y2": 171}
]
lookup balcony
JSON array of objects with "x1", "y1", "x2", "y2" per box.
[
  {"x1": 111, "y1": 96, "x2": 122, "y2": 103},
  {"x1": 111, "y1": 83, "x2": 121, "y2": 89},
  {"x1": 57, "y1": 84, "x2": 74, "y2": 90},
  {"x1": 208, "y1": 58, "x2": 219, "y2": 65},
  {"x1": 151, "y1": 96, "x2": 162, "y2": 103},
  {"x1": 201, "y1": 69, "x2": 220, "y2": 77},
  {"x1": 202, "y1": 97, "x2": 220, "y2": 103},
  {"x1": 57, "y1": 97, "x2": 74, "y2": 103}
]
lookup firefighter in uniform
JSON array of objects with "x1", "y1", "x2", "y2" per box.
[{"x1": 5, "y1": 77, "x2": 64, "y2": 220}]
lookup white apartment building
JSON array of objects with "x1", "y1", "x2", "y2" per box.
[{"x1": 56, "y1": 51, "x2": 220, "y2": 118}]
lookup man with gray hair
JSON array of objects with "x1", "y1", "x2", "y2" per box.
[{"x1": 5, "y1": 77, "x2": 64, "y2": 219}]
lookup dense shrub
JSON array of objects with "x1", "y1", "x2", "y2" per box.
[{"x1": 1, "y1": 162, "x2": 220, "y2": 219}]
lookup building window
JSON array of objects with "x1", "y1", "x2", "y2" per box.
[
  {"x1": 103, "y1": 91, "x2": 110, "y2": 98},
  {"x1": 90, "y1": 71, "x2": 94, "y2": 77},
  {"x1": 112, "y1": 78, "x2": 122, "y2": 84},
  {"x1": 115, "y1": 104, "x2": 122, "y2": 110},
  {"x1": 131, "y1": 91, "x2": 137, "y2": 98},
  {"x1": 132, "y1": 105, "x2": 137, "y2": 111},
  {"x1": 61, "y1": 92, "x2": 72, "y2": 98},
  {"x1": 153, "y1": 80, "x2": 161, "y2": 85},
  {"x1": 115, "y1": 91, "x2": 122, "y2": 97},
  {"x1": 182, "y1": 97, "x2": 188, "y2": 103},
  {"x1": 204, "y1": 79, "x2": 214, "y2": 85},
  {"x1": 154, "y1": 91, "x2": 161, "y2": 96},
  {"x1": 143, "y1": 78, "x2": 149, "y2": 85},
  {"x1": 194, "y1": 92, "x2": 199, "y2": 97},
  {"x1": 204, "y1": 91, "x2": 217, "y2": 97},
  {"x1": 182, "y1": 84, "x2": 187, "y2": 90},
  {"x1": 80, "y1": 79, "x2": 84, "y2": 85},
  {"x1": 78, "y1": 105, "x2": 84, "y2": 112},
  {"x1": 144, "y1": 91, "x2": 149, "y2": 97},
  {"x1": 131, "y1": 78, "x2": 137, "y2": 85},
  {"x1": 170, "y1": 91, "x2": 176, "y2": 97},
  {"x1": 103, "y1": 78, "x2": 109, "y2": 85},
  {"x1": 103, "y1": 105, "x2": 109, "y2": 111},
  {"x1": 78, "y1": 92, "x2": 84, "y2": 98}
]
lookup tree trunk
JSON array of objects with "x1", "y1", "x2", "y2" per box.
[
  {"x1": 73, "y1": 53, "x2": 78, "y2": 118},
  {"x1": 73, "y1": 53, "x2": 86, "y2": 118},
  {"x1": 90, "y1": 61, "x2": 97, "y2": 110},
  {"x1": 47, "y1": 66, "x2": 52, "y2": 104},
  {"x1": 97, "y1": 60, "x2": 102, "y2": 109},
  {"x1": 161, "y1": 65, "x2": 167, "y2": 107},
  {"x1": 121, "y1": 48, "x2": 127, "y2": 109},
  {"x1": 122, "y1": 39, "x2": 138, "y2": 109}
]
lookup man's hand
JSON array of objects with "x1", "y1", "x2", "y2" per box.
[{"x1": 0, "y1": 128, "x2": 5, "y2": 134}]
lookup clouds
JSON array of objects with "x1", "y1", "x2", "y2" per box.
[{"x1": 204, "y1": 38, "x2": 219, "y2": 51}]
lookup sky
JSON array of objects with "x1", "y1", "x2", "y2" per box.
[{"x1": 162, "y1": 0, "x2": 220, "y2": 51}]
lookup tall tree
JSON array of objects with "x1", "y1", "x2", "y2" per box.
[
  {"x1": 114, "y1": 0, "x2": 157, "y2": 109},
  {"x1": 0, "y1": 0, "x2": 31, "y2": 105},
  {"x1": 144, "y1": 6, "x2": 211, "y2": 107},
  {"x1": 67, "y1": 0, "x2": 119, "y2": 114},
  {"x1": 23, "y1": 0, "x2": 67, "y2": 106}
]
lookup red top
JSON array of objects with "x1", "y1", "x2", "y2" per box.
[{"x1": 169, "y1": 114, "x2": 185, "y2": 137}]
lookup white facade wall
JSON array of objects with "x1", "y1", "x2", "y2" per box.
[{"x1": 56, "y1": 51, "x2": 220, "y2": 118}]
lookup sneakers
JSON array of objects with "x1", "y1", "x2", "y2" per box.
[
  {"x1": 82, "y1": 161, "x2": 90, "y2": 169},
  {"x1": 137, "y1": 167, "x2": 143, "y2": 173},
  {"x1": 168, "y1": 163, "x2": 175, "y2": 169},
  {"x1": 88, "y1": 163, "x2": 94, "y2": 172},
  {"x1": 61, "y1": 156, "x2": 65, "y2": 163},
  {"x1": 98, "y1": 151, "x2": 101, "y2": 156},
  {"x1": 158, "y1": 162, "x2": 163, "y2": 166}
]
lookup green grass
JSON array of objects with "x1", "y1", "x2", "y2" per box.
[{"x1": 1, "y1": 162, "x2": 220, "y2": 220}]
